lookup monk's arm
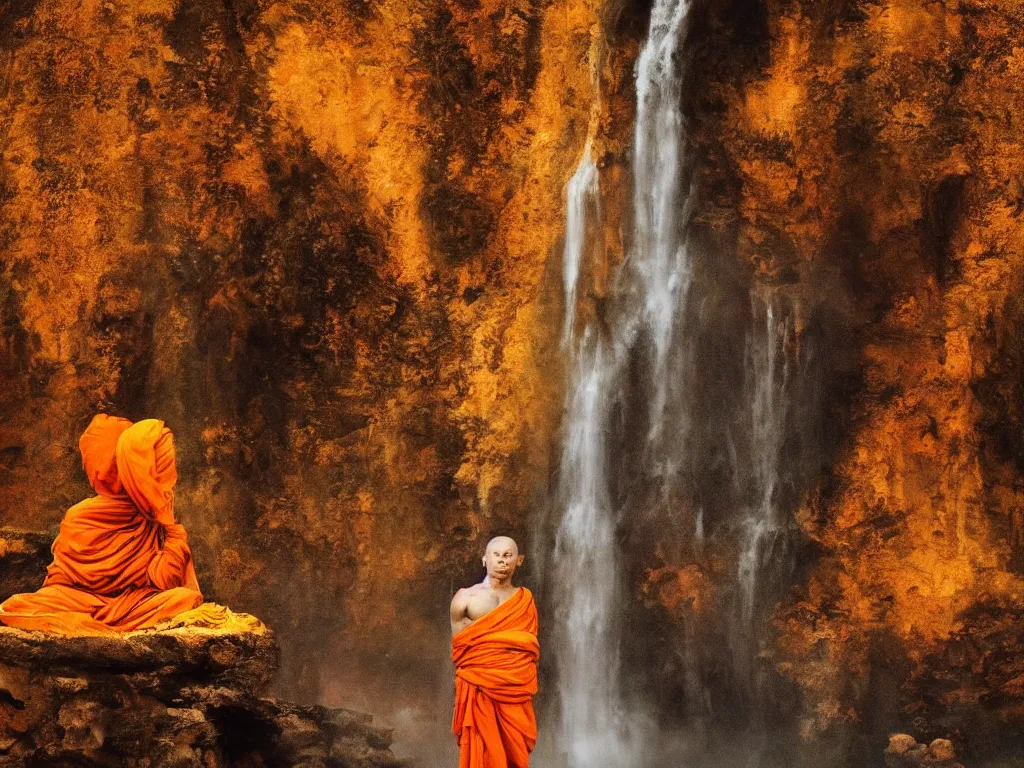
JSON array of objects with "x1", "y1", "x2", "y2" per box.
[
  {"x1": 450, "y1": 589, "x2": 471, "y2": 635},
  {"x1": 147, "y1": 523, "x2": 200, "y2": 592}
]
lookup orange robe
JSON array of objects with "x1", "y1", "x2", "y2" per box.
[
  {"x1": 452, "y1": 587, "x2": 540, "y2": 768},
  {"x1": 0, "y1": 416, "x2": 202, "y2": 636}
]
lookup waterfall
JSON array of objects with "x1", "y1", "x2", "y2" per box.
[
  {"x1": 552, "y1": 1, "x2": 692, "y2": 765},
  {"x1": 561, "y1": 141, "x2": 599, "y2": 350},
  {"x1": 737, "y1": 290, "x2": 795, "y2": 627},
  {"x1": 549, "y1": 0, "x2": 807, "y2": 760},
  {"x1": 727, "y1": 288, "x2": 799, "y2": 718},
  {"x1": 553, "y1": 329, "x2": 632, "y2": 765},
  {"x1": 628, "y1": 0, "x2": 694, "y2": 444}
]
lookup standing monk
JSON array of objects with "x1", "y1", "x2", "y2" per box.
[
  {"x1": 0, "y1": 415, "x2": 203, "y2": 635},
  {"x1": 450, "y1": 536, "x2": 539, "y2": 768}
]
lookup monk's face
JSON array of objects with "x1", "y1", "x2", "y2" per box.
[{"x1": 482, "y1": 536, "x2": 524, "y2": 581}]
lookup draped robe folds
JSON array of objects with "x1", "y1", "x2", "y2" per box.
[
  {"x1": 452, "y1": 587, "x2": 540, "y2": 768},
  {"x1": 0, "y1": 417, "x2": 203, "y2": 636}
]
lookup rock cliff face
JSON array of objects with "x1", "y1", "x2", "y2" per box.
[
  {"x1": 0, "y1": 0, "x2": 610, "y2": 713},
  {"x1": 3, "y1": 0, "x2": 1024, "y2": 764},
  {"x1": 718, "y1": 1, "x2": 1024, "y2": 763}
]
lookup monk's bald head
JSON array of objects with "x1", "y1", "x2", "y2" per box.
[
  {"x1": 484, "y1": 536, "x2": 519, "y2": 557},
  {"x1": 481, "y1": 536, "x2": 524, "y2": 584}
]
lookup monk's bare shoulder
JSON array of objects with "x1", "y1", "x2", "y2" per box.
[
  {"x1": 451, "y1": 587, "x2": 482, "y2": 634},
  {"x1": 450, "y1": 586, "x2": 474, "y2": 616}
]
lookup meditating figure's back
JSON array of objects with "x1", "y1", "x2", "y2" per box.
[{"x1": 0, "y1": 414, "x2": 202, "y2": 635}]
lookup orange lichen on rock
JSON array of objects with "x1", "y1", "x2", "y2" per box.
[{"x1": 642, "y1": 563, "x2": 715, "y2": 616}]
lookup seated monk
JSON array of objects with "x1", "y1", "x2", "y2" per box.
[
  {"x1": 450, "y1": 536, "x2": 539, "y2": 768},
  {"x1": 0, "y1": 415, "x2": 203, "y2": 635}
]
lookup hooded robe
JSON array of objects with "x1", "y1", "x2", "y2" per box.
[{"x1": 0, "y1": 415, "x2": 202, "y2": 635}]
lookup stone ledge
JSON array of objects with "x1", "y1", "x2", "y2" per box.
[
  {"x1": 0, "y1": 604, "x2": 278, "y2": 696},
  {"x1": 0, "y1": 672, "x2": 407, "y2": 767},
  {"x1": 0, "y1": 606, "x2": 407, "y2": 766}
]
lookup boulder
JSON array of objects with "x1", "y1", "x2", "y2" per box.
[{"x1": 884, "y1": 733, "x2": 963, "y2": 768}]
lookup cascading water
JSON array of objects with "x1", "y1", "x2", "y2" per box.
[
  {"x1": 628, "y1": 0, "x2": 694, "y2": 446},
  {"x1": 561, "y1": 141, "x2": 599, "y2": 351},
  {"x1": 732, "y1": 289, "x2": 798, "y2": 698},
  {"x1": 738, "y1": 290, "x2": 794, "y2": 624},
  {"x1": 553, "y1": 331, "x2": 633, "y2": 765},
  {"x1": 548, "y1": 0, "x2": 809, "y2": 762},
  {"x1": 551, "y1": 1, "x2": 692, "y2": 765}
]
